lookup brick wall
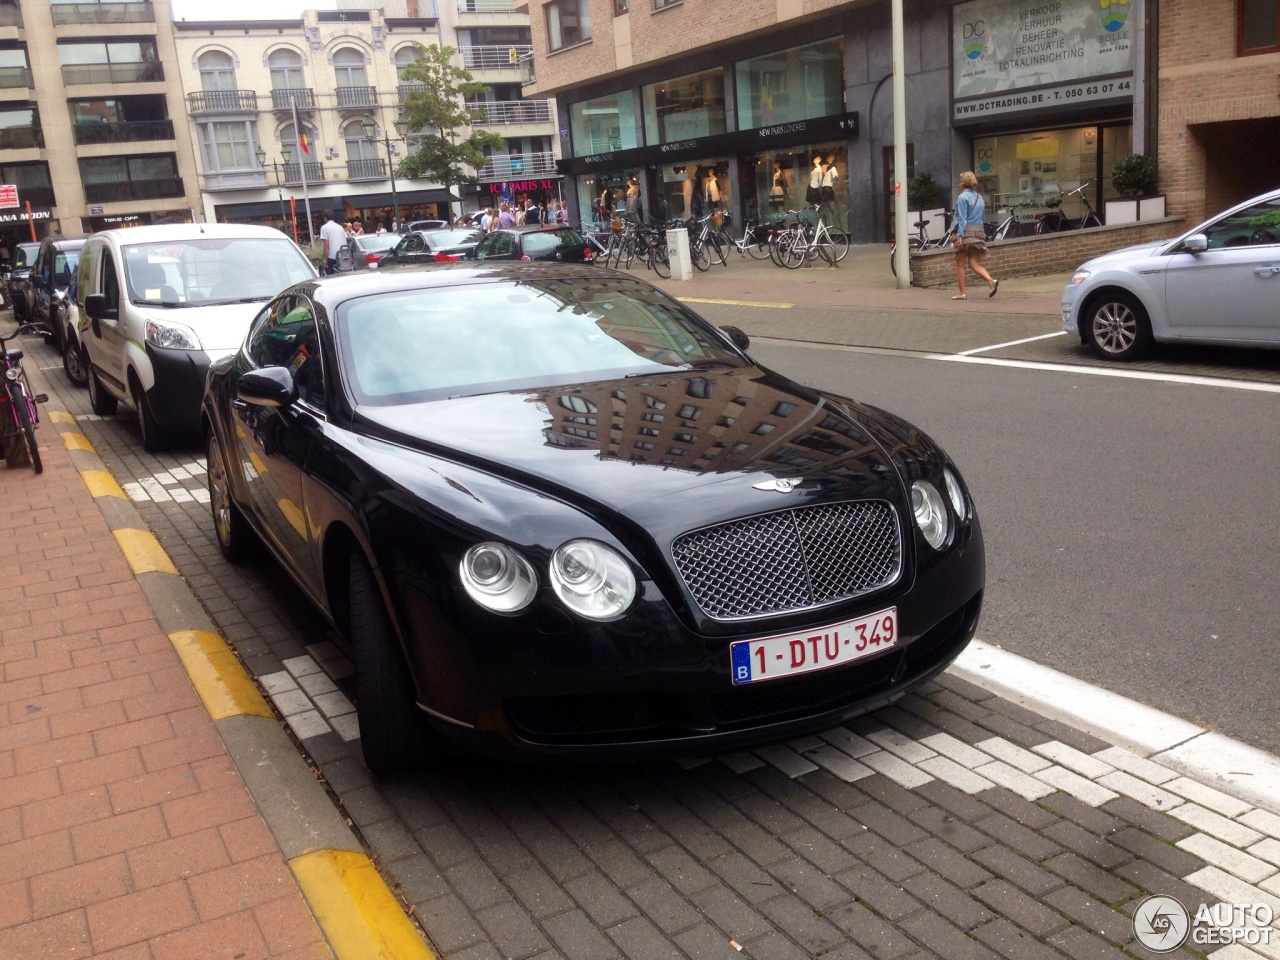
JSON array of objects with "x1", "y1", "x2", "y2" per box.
[
  {"x1": 1157, "y1": 0, "x2": 1280, "y2": 224},
  {"x1": 908, "y1": 218, "x2": 1186, "y2": 287}
]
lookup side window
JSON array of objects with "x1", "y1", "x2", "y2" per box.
[
  {"x1": 402, "y1": 235, "x2": 424, "y2": 253},
  {"x1": 493, "y1": 234, "x2": 515, "y2": 257},
  {"x1": 1205, "y1": 199, "x2": 1280, "y2": 248},
  {"x1": 474, "y1": 235, "x2": 495, "y2": 259},
  {"x1": 247, "y1": 295, "x2": 325, "y2": 409},
  {"x1": 76, "y1": 248, "x2": 93, "y2": 308},
  {"x1": 288, "y1": 297, "x2": 325, "y2": 409},
  {"x1": 248, "y1": 295, "x2": 295, "y2": 367},
  {"x1": 101, "y1": 251, "x2": 120, "y2": 307}
]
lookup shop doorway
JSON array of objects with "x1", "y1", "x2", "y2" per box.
[{"x1": 881, "y1": 143, "x2": 915, "y2": 242}]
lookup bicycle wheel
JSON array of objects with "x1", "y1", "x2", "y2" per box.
[
  {"x1": 708, "y1": 234, "x2": 729, "y2": 267},
  {"x1": 650, "y1": 245, "x2": 671, "y2": 279},
  {"x1": 747, "y1": 233, "x2": 772, "y2": 259},
  {"x1": 889, "y1": 237, "x2": 922, "y2": 277},
  {"x1": 691, "y1": 241, "x2": 711, "y2": 272},
  {"x1": 619, "y1": 237, "x2": 637, "y2": 269},
  {"x1": 782, "y1": 239, "x2": 809, "y2": 270},
  {"x1": 770, "y1": 232, "x2": 795, "y2": 267},
  {"x1": 13, "y1": 391, "x2": 41, "y2": 475}
]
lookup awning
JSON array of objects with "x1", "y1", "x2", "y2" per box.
[{"x1": 342, "y1": 187, "x2": 452, "y2": 208}]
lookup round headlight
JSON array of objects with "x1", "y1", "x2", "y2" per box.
[
  {"x1": 4, "y1": 367, "x2": 19, "y2": 381},
  {"x1": 911, "y1": 480, "x2": 949, "y2": 550},
  {"x1": 943, "y1": 468, "x2": 967, "y2": 520},
  {"x1": 459, "y1": 542, "x2": 537, "y2": 614},
  {"x1": 549, "y1": 539, "x2": 636, "y2": 620}
]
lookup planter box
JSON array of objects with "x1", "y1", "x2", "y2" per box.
[
  {"x1": 1104, "y1": 198, "x2": 1138, "y2": 225},
  {"x1": 1139, "y1": 195, "x2": 1167, "y2": 220}
]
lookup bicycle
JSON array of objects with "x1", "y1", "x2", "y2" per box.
[
  {"x1": 685, "y1": 213, "x2": 730, "y2": 271},
  {"x1": 890, "y1": 210, "x2": 953, "y2": 276},
  {"x1": 1, "y1": 323, "x2": 48, "y2": 474},
  {"x1": 985, "y1": 199, "x2": 1038, "y2": 241},
  {"x1": 1035, "y1": 180, "x2": 1103, "y2": 234},
  {"x1": 778, "y1": 206, "x2": 850, "y2": 269},
  {"x1": 719, "y1": 215, "x2": 772, "y2": 260},
  {"x1": 635, "y1": 223, "x2": 671, "y2": 278}
]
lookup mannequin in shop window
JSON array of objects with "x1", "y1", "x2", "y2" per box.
[
  {"x1": 821, "y1": 155, "x2": 839, "y2": 208},
  {"x1": 702, "y1": 170, "x2": 721, "y2": 206},
  {"x1": 626, "y1": 177, "x2": 640, "y2": 217},
  {"x1": 807, "y1": 156, "x2": 823, "y2": 205},
  {"x1": 770, "y1": 161, "x2": 787, "y2": 212}
]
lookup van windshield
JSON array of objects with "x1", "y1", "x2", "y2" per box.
[{"x1": 121, "y1": 237, "x2": 314, "y2": 308}]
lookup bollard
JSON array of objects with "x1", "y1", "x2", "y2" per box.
[{"x1": 666, "y1": 228, "x2": 692, "y2": 281}]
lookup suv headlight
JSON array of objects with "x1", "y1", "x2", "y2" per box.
[
  {"x1": 145, "y1": 319, "x2": 202, "y2": 351},
  {"x1": 911, "y1": 480, "x2": 949, "y2": 550},
  {"x1": 1069, "y1": 269, "x2": 1092, "y2": 284},
  {"x1": 550, "y1": 539, "x2": 636, "y2": 620},
  {"x1": 460, "y1": 542, "x2": 538, "y2": 614}
]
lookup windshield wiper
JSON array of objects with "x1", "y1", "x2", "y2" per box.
[{"x1": 199, "y1": 296, "x2": 272, "y2": 306}]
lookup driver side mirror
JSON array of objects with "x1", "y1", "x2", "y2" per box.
[
  {"x1": 1182, "y1": 233, "x2": 1208, "y2": 254},
  {"x1": 238, "y1": 367, "x2": 297, "y2": 408},
  {"x1": 720, "y1": 325, "x2": 751, "y2": 351}
]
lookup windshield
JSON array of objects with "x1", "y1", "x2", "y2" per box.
[
  {"x1": 122, "y1": 237, "x2": 314, "y2": 307},
  {"x1": 15, "y1": 243, "x2": 39, "y2": 269},
  {"x1": 338, "y1": 276, "x2": 745, "y2": 404},
  {"x1": 422, "y1": 230, "x2": 483, "y2": 250}
]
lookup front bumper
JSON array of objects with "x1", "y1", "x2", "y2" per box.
[{"x1": 144, "y1": 344, "x2": 212, "y2": 435}]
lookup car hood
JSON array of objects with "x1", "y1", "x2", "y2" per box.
[
  {"x1": 355, "y1": 367, "x2": 907, "y2": 528},
  {"x1": 139, "y1": 301, "x2": 265, "y2": 353},
  {"x1": 1079, "y1": 240, "x2": 1166, "y2": 271}
]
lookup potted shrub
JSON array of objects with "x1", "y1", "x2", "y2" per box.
[
  {"x1": 907, "y1": 172, "x2": 949, "y2": 241},
  {"x1": 1107, "y1": 154, "x2": 1163, "y2": 223}
]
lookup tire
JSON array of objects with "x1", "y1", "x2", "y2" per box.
[
  {"x1": 890, "y1": 238, "x2": 922, "y2": 277},
  {"x1": 782, "y1": 239, "x2": 808, "y2": 270},
  {"x1": 13, "y1": 390, "x2": 41, "y2": 475},
  {"x1": 87, "y1": 361, "x2": 118, "y2": 416},
  {"x1": 132, "y1": 380, "x2": 165, "y2": 453},
  {"x1": 1085, "y1": 292, "x2": 1153, "y2": 362},
  {"x1": 650, "y1": 246, "x2": 671, "y2": 279},
  {"x1": 770, "y1": 233, "x2": 796, "y2": 268},
  {"x1": 63, "y1": 339, "x2": 88, "y2": 388},
  {"x1": 206, "y1": 429, "x2": 251, "y2": 562},
  {"x1": 691, "y1": 241, "x2": 711, "y2": 272},
  {"x1": 708, "y1": 234, "x2": 729, "y2": 267},
  {"x1": 826, "y1": 229, "x2": 851, "y2": 262},
  {"x1": 350, "y1": 553, "x2": 431, "y2": 774},
  {"x1": 747, "y1": 233, "x2": 772, "y2": 259}
]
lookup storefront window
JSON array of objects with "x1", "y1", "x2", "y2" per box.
[
  {"x1": 973, "y1": 125, "x2": 1131, "y2": 227},
  {"x1": 740, "y1": 145, "x2": 847, "y2": 227},
  {"x1": 648, "y1": 159, "x2": 729, "y2": 222},
  {"x1": 735, "y1": 38, "x2": 845, "y2": 130},
  {"x1": 570, "y1": 93, "x2": 637, "y2": 156},
  {"x1": 642, "y1": 69, "x2": 725, "y2": 145},
  {"x1": 577, "y1": 169, "x2": 641, "y2": 227}
]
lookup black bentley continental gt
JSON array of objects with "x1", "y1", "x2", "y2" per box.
[{"x1": 202, "y1": 264, "x2": 984, "y2": 772}]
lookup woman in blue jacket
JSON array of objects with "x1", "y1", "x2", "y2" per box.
[{"x1": 952, "y1": 171, "x2": 999, "y2": 299}]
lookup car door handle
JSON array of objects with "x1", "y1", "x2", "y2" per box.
[{"x1": 1255, "y1": 265, "x2": 1280, "y2": 277}]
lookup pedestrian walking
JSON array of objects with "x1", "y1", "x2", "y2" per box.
[
  {"x1": 950, "y1": 171, "x2": 998, "y2": 300},
  {"x1": 319, "y1": 209, "x2": 346, "y2": 276}
]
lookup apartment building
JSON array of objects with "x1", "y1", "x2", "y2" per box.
[
  {"x1": 523, "y1": 0, "x2": 1153, "y2": 241},
  {"x1": 172, "y1": 1, "x2": 560, "y2": 238},
  {"x1": 0, "y1": 0, "x2": 201, "y2": 246}
]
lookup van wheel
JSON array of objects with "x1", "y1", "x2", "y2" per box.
[
  {"x1": 87, "y1": 362, "x2": 118, "y2": 415},
  {"x1": 63, "y1": 339, "x2": 88, "y2": 388},
  {"x1": 350, "y1": 553, "x2": 433, "y2": 774},
  {"x1": 132, "y1": 380, "x2": 165, "y2": 453}
]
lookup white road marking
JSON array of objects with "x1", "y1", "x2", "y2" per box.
[
  {"x1": 957, "y1": 331, "x2": 1067, "y2": 356},
  {"x1": 933, "y1": 354, "x2": 1280, "y2": 393}
]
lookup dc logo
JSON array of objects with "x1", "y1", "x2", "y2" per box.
[
  {"x1": 1099, "y1": 0, "x2": 1128, "y2": 32},
  {"x1": 1133, "y1": 896, "x2": 1190, "y2": 953},
  {"x1": 962, "y1": 20, "x2": 985, "y2": 60}
]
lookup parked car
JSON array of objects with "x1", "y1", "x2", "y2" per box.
[
  {"x1": 201, "y1": 263, "x2": 985, "y2": 772},
  {"x1": 470, "y1": 225, "x2": 593, "y2": 264},
  {"x1": 78, "y1": 223, "x2": 316, "y2": 451},
  {"x1": 29, "y1": 235, "x2": 87, "y2": 352},
  {"x1": 1062, "y1": 187, "x2": 1280, "y2": 361},
  {"x1": 345, "y1": 232, "x2": 402, "y2": 270},
  {"x1": 378, "y1": 228, "x2": 485, "y2": 267},
  {"x1": 6, "y1": 241, "x2": 40, "y2": 322}
]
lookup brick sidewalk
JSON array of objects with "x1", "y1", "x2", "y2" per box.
[{"x1": 0, "y1": 431, "x2": 330, "y2": 958}]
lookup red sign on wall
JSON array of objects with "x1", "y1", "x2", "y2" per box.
[
  {"x1": 0, "y1": 185, "x2": 17, "y2": 209},
  {"x1": 487, "y1": 179, "x2": 557, "y2": 194}
]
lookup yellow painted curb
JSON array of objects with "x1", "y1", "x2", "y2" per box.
[
  {"x1": 290, "y1": 849, "x2": 435, "y2": 960},
  {"x1": 113, "y1": 528, "x2": 179, "y2": 576},
  {"x1": 48, "y1": 411, "x2": 77, "y2": 425},
  {"x1": 62, "y1": 431, "x2": 94, "y2": 453},
  {"x1": 168, "y1": 629, "x2": 274, "y2": 721},
  {"x1": 680, "y1": 296, "x2": 794, "y2": 308},
  {"x1": 82, "y1": 470, "x2": 126, "y2": 500}
]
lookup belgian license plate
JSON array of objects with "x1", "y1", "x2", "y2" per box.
[{"x1": 729, "y1": 607, "x2": 898, "y2": 685}]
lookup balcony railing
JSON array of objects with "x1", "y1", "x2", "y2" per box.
[
  {"x1": 187, "y1": 90, "x2": 258, "y2": 114},
  {"x1": 73, "y1": 119, "x2": 174, "y2": 146},
  {"x1": 335, "y1": 86, "x2": 377, "y2": 108},
  {"x1": 271, "y1": 87, "x2": 315, "y2": 110},
  {"x1": 0, "y1": 4, "x2": 23, "y2": 27},
  {"x1": 460, "y1": 44, "x2": 532, "y2": 71},
  {"x1": 61, "y1": 62, "x2": 165, "y2": 85},
  {"x1": 0, "y1": 67, "x2": 31, "y2": 89},
  {"x1": 283, "y1": 161, "x2": 324, "y2": 185},
  {"x1": 0, "y1": 127, "x2": 42, "y2": 149},
  {"x1": 476, "y1": 151, "x2": 556, "y2": 181},
  {"x1": 346, "y1": 158, "x2": 387, "y2": 180},
  {"x1": 397, "y1": 82, "x2": 426, "y2": 104},
  {"x1": 466, "y1": 99, "x2": 551, "y2": 126},
  {"x1": 51, "y1": 1, "x2": 155, "y2": 24},
  {"x1": 83, "y1": 177, "x2": 183, "y2": 204},
  {"x1": 204, "y1": 170, "x2": 270, "y2": 192},
  {"x1": 457, "y1": 0, "x2": 517, "y2": 11}
]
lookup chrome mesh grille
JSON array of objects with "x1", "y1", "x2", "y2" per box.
[{"x1": 671, "y1": 501, "x2": 901, "y2": 621}]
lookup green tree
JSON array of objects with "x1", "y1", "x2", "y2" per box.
[{"x1": 396, "y1": 43, "x2": 506, "y2": 198}]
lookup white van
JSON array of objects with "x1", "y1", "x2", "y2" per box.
[{"x1": 78, "y1": 224, "x2": 316, "y2": 451}]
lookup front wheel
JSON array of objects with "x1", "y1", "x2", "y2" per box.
[
  {"x1": 707, "y1": 234, "x2": 729, "y2": 267},
  {"x1": 207, "y1": 430, "x2": 252, "y2": 562},
  {"x1": 132, "y1": 381, "x2": 165, "y2": 453},
  {"x1": 650, "y1": 245, "x2": 671, "y2": 279},
  {"x1": 87, "y1": 360, "x2": 118, "y2": 416},
  {"x1": 63, "y1": 339, "x2": 88, "y2": 388},
  {"x1": 350, "y1": 553, "x2": 433, "y2": 774},
  {"x1": 747, "y1": 233, "x2": 772, "y2": 259},
  {"x1": 1085, "y1": 292, "x2": 1153, "y2": 362},
  {"x1": 889, "y1": 238, "x2": 922, "y2": 277},
  {"x1": 691, "y1": 241, "x2": 711, "y2": 272},
  {"x1": 826, "y1": 230, "x2": 851, "y2": 262},
  {"x1": 13, "y1": 390, "x2": 41, "y2": 474}
]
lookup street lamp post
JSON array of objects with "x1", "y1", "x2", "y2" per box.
[
  {"x1": 362, "y1": 114, "x2": 409, "y2": 229},
  {"x1": 255, "y1": 144, "x2": 289, "y2": 232}
]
